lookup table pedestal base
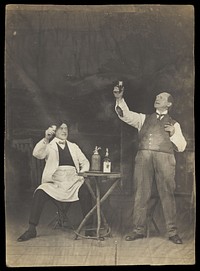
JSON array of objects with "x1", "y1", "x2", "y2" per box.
[
  {"x1": 74, "y1": 227, "x2": 111, "y2": 241},
  {"x1": 74, "y1": 173, "x2": 121, "y2": 241}
]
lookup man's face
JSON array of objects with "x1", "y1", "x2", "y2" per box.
[
  {"x1": 55, "y1": 123, "x2": 68, "y2": 140},
  {"x1": 154, "y1": 92, "x2": 171, "y2": 110}
]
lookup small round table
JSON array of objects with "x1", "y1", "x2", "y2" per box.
[{"x1": 74, "y1": 171, "x2": 121, "y2": 240}]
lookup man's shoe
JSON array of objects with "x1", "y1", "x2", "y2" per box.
[
  {"x1": 125, "y1": 233, "x2": 146, "y2": 241},
  {"x1": 169, "y1": 234, "x2": 183, "y2": 244},
  {"x1": 17, "y1": 230, "x2": 37, "y2": 242}
]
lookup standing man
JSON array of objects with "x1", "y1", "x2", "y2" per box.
[
  {"x1": 17, "y1": 122, "x2": 93, "y2": 241},
  {"x1": 113, "y1": 85, "x2": 187, "y2": 244}
]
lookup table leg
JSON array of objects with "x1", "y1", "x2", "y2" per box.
[
  {"x1": 85, "y1": 179, "x2": 109, "y2": 229},
  {"x1": 96, "y1": 178, "x2": 101, "y2": 238},
  {"x1": 74, "y1": 178, "x2": 120, "y2": 239}
]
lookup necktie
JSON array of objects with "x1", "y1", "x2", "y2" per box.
[
  {"x1": 116, "y1": 106, "x2": 123, "y2": 117},
  {"x1": 156, "y1": 113, "x2": 165, "y2": 120}
]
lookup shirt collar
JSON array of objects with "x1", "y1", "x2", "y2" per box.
[
  {"x1": 156, "y1": 109, "x2": 168, "y2": 115},
  {"x1": 54, "y1": 137, "x2": 66, "y2": 145}
]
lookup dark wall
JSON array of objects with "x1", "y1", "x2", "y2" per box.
[{"x1": 5, "y1": 5, "x2": 194, "y2": 200}]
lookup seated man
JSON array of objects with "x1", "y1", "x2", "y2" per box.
[{"x1": 17, "y1": 122, "x2": 93, "y2": 241}]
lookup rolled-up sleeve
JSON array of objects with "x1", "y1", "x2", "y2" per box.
[
  {"x1": 170, "y1": 122, "x2": 187, "y2": 152},
  {"x1": 115, "y1": 98, "x2": 146, "y2": 131}
]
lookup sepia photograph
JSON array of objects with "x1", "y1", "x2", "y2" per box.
[{"x1": 5, "y1": 4, "x2": 195, "y2": 266}]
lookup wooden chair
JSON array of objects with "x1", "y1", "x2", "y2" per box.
[
  {"x1": 48, "y1": 201, "x2": 75, "y2": 230},
  {"x1": 12, "y1": 138, "x2": 44, "y2": 190}
]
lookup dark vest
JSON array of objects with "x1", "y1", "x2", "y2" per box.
[
  {"x1": 56, "y1": 143, "x2": 75, "y2": 167},
  {"x1": 138, "y1": 113, "x2": 176, "y2": 154}
]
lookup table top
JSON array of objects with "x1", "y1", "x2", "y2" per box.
[{"x1": 82, "y1": 171, "x2": 121, "y2": 178}]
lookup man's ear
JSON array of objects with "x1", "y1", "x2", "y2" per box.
[{"x1": 167, "y1": 102, "x2": 172, "y2": 108}]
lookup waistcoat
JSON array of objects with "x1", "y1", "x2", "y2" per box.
[
  {"x1": 56, "y1": 143, "x2": 75, "y2": 166},
  {"x1": 138, "y1": 113, "x2": 176, "y2": 153}
]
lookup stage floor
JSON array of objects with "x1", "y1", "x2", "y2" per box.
[{"x1": 5, "y1": 199, "x2": 195, "y2": 266}]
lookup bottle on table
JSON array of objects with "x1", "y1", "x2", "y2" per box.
[
  {"x1": 91, "y1": 146, "x2": 101, "y2": 171},
  {"x1": 103, "y1": 148, "x2": 111, "y2": 173}
]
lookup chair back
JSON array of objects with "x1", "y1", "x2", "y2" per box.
[{"x1": 12, "y1": 138, "x2": 44, "y2": 189}]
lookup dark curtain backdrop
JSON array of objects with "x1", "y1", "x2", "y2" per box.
[{"x1": 5, "y1": 5, "x2": 194, "y2": 215}]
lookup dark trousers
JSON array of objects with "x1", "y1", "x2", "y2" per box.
[
  {"x1": 132, "y1": 150, "x2": 177, "y2": 237},
  {"x1": 29, "y1": 182, "x2": 93, "y2": 227}
]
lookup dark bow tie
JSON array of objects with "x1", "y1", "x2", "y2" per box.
[
  {"x1": 156, "y1": 113, "x2": 165, "y2": 120},
  {"x1": 58, "y1": 141, "x2": 66, "y2": 145}
]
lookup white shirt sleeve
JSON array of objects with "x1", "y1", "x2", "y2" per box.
[
  {"x1": 32, "y1": 138, "x2": 49, "y2": 159},
  {"x1": 115, "y1": 98, "x2": 146, "y2": 131},
  {"x1": 170, "y1": 122, "x2": 187, "y2": 152}
]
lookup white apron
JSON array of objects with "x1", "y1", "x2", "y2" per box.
[{"x1": 36, "y1": 165, "x2": 84, "y2": 202}]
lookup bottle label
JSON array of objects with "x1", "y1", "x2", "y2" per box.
[{"x1": 103, "y1": 161, "x2": 111, "y2": 173}]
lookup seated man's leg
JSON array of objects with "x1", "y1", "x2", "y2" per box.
[{"x1": 17, "y1": 189, "x2": 52, "y2": 241}]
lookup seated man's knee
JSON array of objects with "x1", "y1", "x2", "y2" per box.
[
  {"x1": 34, "y1": 189, "x2": 50, "y2": 200},
  {"x1": 78, "y1": 182, "x2": 90, "y2": 198}
]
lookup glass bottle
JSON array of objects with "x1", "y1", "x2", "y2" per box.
[
  {"x1": 91, "y1": 146, "x2": 101, "y2": 171},
  {"x1": 103, "y1": 148, "x2": 111, "y2": 173}
]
